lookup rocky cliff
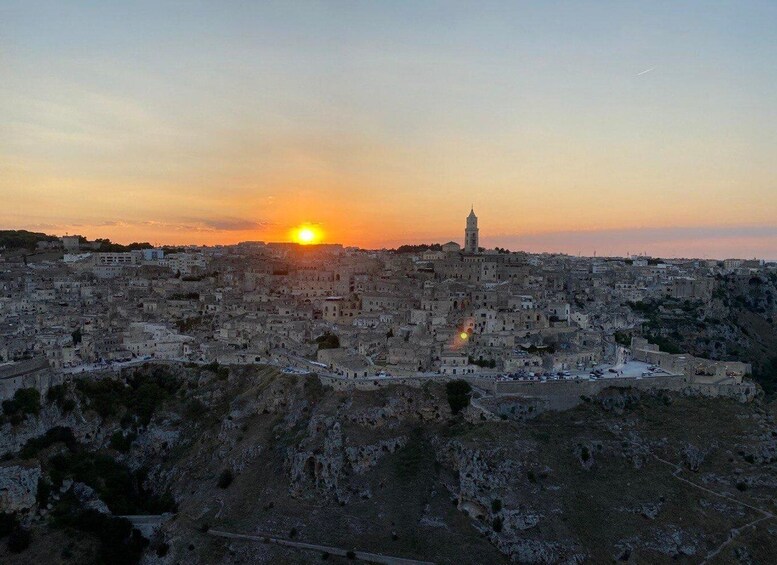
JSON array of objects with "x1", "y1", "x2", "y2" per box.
[{"x1": 1, "y1": 364, "x2": 776, "y2": 564}]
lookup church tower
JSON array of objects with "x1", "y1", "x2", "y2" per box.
[{"x1": 464, "y1": 206, "x2": 479, "y2": 254}]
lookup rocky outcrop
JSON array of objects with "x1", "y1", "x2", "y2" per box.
[
  {"x1": 619, "y1": 431, "x2": 651, "y2": 469},
  {"x1": 346, "y1": 391, "x2": 449, "y2": 429},
  {"x1": 286, "y1": 415, "x2": 407, "y2": 502},
  {"x1": 435, "y1": 439, "x2": 586, "y2": 563},
  {"x1": 681, "y1": 443, "x2": 706, "y2": 472},
  {"x1": 0, "y1": 402, "x2": 105, "y2": 456},
  {"x1": 599, "y1": 390, "x2": 641, "y2": 414},
  {"x1": 130, "y1": 424, "x2": 181, "y2": 468},
  {"x1": 574, "y1": 442, "x2": 600, "y2": 470},
  {"x1": 71, "y1": 481, "x2": 110, "y2": 514},
  {"x1": 646, "y1": 525, "x2": 700, "y2": 558},
  {"x1": 345, "y1": 437, "x2": 407, "y2": 474},
  {"x1": 0, "y1": 462, "x2": 41, "y2": 512}
]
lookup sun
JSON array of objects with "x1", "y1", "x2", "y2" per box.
[
  {"x1": 292, "y1": 225, "x2": 322, "y2": 245},
  {"x1": 298, "y1": 227, "x2": 315, "y2": 243}
]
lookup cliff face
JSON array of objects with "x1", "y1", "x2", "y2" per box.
[
  {"x1": 2, "y1": 365, "x2": 777, "y2": 564},
  {"x1": 629, "y1": 274, "x2": 777, "y2": 395}
]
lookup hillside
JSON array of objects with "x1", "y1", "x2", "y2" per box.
[
  {"x1": 0, "y1": 230, "x2": 59, "y2": 251},
  {"x1": 1, "y1": 364, "x2": 777, "y2": 564},
  {"x1": 624, "y1": 273, "x2": 777, "y2": 396}
]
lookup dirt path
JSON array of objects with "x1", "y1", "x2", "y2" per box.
[
  {"x1": 649, "y1": 451, "x2": 775, "y2": 563},
  {"x1": 207, "y1": 528, "x2": 436, "y2": 565}
]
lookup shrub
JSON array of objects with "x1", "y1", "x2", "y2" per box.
[
  {"x1": 184, "y1": 399, "x2": 207, "y2": 421},
  {"x1": 7, "y1": 526, "x2": 31, "y2": 553},
  {"x1": 491, "y1": 499, "x2": 502, "y2": 513},
  {"x1": 54, "y1": 509, "x2": 148, "y2": 565},
  {"x1": 110, "y1": 431, "x2": 137, "y2": 453},
  {"x1": 77, "y1": 369, "x2": 181, "y2": 425},
  {"x1": 2, "y1": 388, "x2": 41, "y2": 420},
  {"x1": 204, "y1": 362, "x2": 229, "y2": 380},
  {"x1": 492, "y1": 516, "x2": 503, "y2": 532},
  {"x1": 315, "y1": 333, "x2": 340, "y2": 350},
  {"x1": 76, "y1": 379, "x2": 127, "y2": 419},
  {"x1": 47, "y1": 452, "x2": 176, "y2": 515},
  {"x1": 0, "y1": 512, "x2": 20, "y2": 537},
  {"x1": 19, "y1": 426, "x2": 77, "y2": 459},
  {"x1": 445, "y1": 380, "x2": 472, "y2": 415},
  {"x1": 46, "y1": 384, "x2": 68, "y2": 406},
  {"x1": 37, "y1": 477, "x2": 52, "y2": 507},
  {"x1": 217, "y1": 469, "x2": 234, "y2": 489}
]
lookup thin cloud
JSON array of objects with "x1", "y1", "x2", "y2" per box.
[
  {"x1": 10, "y1": 216, "x2": 271, "y2": 235},
  {"x1": 194, "y1": 217, "x2": 270, "y2": 231}
]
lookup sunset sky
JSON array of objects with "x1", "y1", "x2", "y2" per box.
[{"x1": 2, "y1": 1, "x2": 775, "y2": 258}]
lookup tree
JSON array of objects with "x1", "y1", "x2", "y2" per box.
[
  {"x1": 217, "y1": 469, "x2": 234, "y2": 489},
  {"x1": 315, "y1": 333, "x2": 340, "y2": 350},
  {"x1": 445, "y1": 380, "x2": 472, "y2": 415},
  {"x1": 2, "y1": 388, "x2": 41, "y2": 419},
  {"x1": 7, "y1": 526, "x2": 31, "y2": 553}
]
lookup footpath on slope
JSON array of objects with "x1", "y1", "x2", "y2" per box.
[{"x1": 207, "y1": 528, "x2": 436, "y2": 565}]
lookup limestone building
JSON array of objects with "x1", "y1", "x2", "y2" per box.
[{"x1": 464, "y1": 207, "x2": 479, "y2": 254}]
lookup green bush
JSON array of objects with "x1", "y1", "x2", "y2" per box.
[
  {"x1": 55, "y1": 509, "x2": 148, "y2": 565},
  {"x1": 445, "y1": 380, "x2": 472, "y2": 415},
  {"x1": 0, "y1": 512, "x2": 20, "y2": 537},
  {"x1": 48, "y1": 452, "x2": 176, "y2": 515},
  {"x1": 75, "y1": 379, "x2": 127, "y2": 419},
  {"x1": 77, "y1": 369, "x2": 181, "y2": 425},
  {"x1": 217, "y1": 469, "x2": 234, "y2": 489},
  {"x1": 315, "y1": 333, "x2": 340, "y2": 350},
  {"x1": 19, "y1": 426, "x2": 77, "y2": 459},
  {"x1": 491, "y1": 499, "x2": 502, "y2": 513},
  {"x1": 109, "y1": 431, "x2": 137, "y2": 453},
  {"x1": 37, "y1": 477, "x2": 51, "y2": 507},
  {"x1": 204, "y1": 362, "x2": 229, "y2": 380},
  {"x1": 7, "y1": 526, "x2": 31, "y2": 553},
  {"x1": 2, "y1": 388, "x2": 41, "y2": 420},
  {"x1": 753, "y1": 355, "x2": 777, "y2": 397},
  {"x1": 184, "y1": 399, "x2": 207, "y2": 421}
]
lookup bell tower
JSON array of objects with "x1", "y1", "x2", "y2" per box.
[{"x1": 464, "y1": 206, "x2": 479, "y2": 254}]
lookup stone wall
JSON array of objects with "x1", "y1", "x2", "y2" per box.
[
  {"x1": 0, "y1": 358, "x2": 65, "y2": 401},
  {"x1": 490, "y1": 375, "x2": 757, "y2": 410}
]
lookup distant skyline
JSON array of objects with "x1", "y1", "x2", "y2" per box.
[{"x1": 2, "y1": 1, "x2": 776, "y2": 259}]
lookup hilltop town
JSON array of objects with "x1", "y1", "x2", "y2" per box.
[
  {"x1": 1, "y1": 213, "x2": 777, "y2": 564},
  {"x1": 1, "y1": 210, "x2": 771, "y2": 398}
]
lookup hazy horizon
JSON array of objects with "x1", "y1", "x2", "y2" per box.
[{"x1": 2, "y1": 1, "x2": 775, "y2": 258}]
